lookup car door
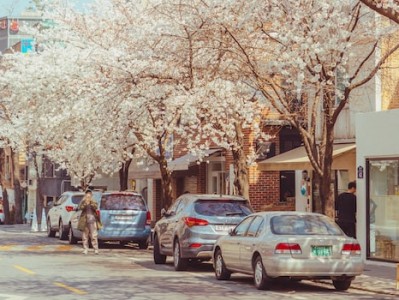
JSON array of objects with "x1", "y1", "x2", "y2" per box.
[
  {"x1": 158, "y1": 199, "x2": 183, "y2": 252},
  {"x1": 50, "y1": 196, "x2": 66, "y2": 228},
  {"x1": 239, "y1": 216, "x2": 265, "y2": 272},
  {"x1": 221, "y1": 216, "x2": 254, "y2": 270}
]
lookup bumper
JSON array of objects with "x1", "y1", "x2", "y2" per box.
[
  {"x1": 181, "y1": 243, "x2": 214, "y2": 259},
  {"x1": 266, "y1": 257, "x2": 364, "y2": 278},
  {"x1": 98, "y1": 227, "x2": 151, "y2": 242}
]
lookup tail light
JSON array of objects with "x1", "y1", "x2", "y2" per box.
[
  {"x1": 96, "y1": 210, "x2": 101, "y2": 220},
  {"x1": 189, "y1": 243, "x2": 202, "y2": 248},
  {"x1": 274, "y1": 243, "x2": 302, "y2": 255},
  {"x1": 342, "y1": 243, "x2": 361, "y2": 256},
  {"x1": 65, "y1": 206, "x2": 75, "y2": 212},
  {"x1": 183, "y1": 217, "x2": 209, "y2": 227},
  {"x1": 146, "y1": 211, "x2": 151, "y2": 225}
]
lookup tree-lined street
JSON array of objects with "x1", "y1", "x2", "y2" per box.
[{"x1": 0, "y1": 225, "x2": 397, "y2": 300}]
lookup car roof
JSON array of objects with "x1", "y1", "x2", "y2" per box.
[
  {"x1": 180, "y1": 194, "x2": 248, "y2": 201},
  {"x1": 250, "y1": 211, "x2": 327, "y2": 218}
]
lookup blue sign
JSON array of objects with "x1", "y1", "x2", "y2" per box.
[{"x1": 21, "y1": 38, "x2": 34, "y2": 53}]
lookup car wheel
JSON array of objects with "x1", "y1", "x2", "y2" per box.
[
  {"x1": 173, "y1": 239, "x2": 188, "y2": 271},
  {"x1": 153, "y1": 235, "x2": 166, "y2": 264},
  {"x1": 332, "y1": 278, "x2": 352, "y2": 291},
  {"x1": 138, "y1": 240, "x2": 148, "y2": 250},
  {"x1": 58, "y1": 220, "x2": 68, "y2": 240},
  {"x1": 253, "y1": 256, "x2": 270, "y2": 290},
  {"x1": 214, "y1": 249, "x2": 231, "y2": 280},
  {"x1": 68, "y1": 225, "x2": 78, "y2": 244},
  {"x1": 47, "y1": 219, "x2": 56, "y2": 237}
]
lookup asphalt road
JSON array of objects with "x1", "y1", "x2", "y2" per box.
[{"x1": 0, "y1": 225, "x2": 397, "y2": 300}]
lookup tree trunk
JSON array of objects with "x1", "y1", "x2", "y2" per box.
[
  {"x1": 119, "y1": 159, "x2": 132, "y2": 191},
  {"x1": 11, "y1": 150, "x2": 23, "y2": 224},
  {"x1": 2, "y1": 188, "x2": 11, "y2": 224},
  {"x1": 32, "y1": 153, "x2": 44, "y2": 225},
  {"x1": 232, "y1": 147, "x2": 250, "y2": 201},
  {"x1": 158, "y1": 158, "x2": 173, "y2": 209}
]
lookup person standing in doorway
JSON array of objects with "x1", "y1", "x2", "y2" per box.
[
  {"x1": 335, "y1": 181, "x2": 357, "y2": 238},
  {"x1": 78, "y1": 190, "x2": 102, "y2": 254}
]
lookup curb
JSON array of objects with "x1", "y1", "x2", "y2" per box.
[{"x1": 315, "y1": 278, "x2": 399, "y2": 296}]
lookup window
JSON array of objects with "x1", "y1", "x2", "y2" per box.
[
  {"x1": 246, "y1": 216, "x2": 264, "y2": 237},
  {"x1": 194, "y1": 200, "x2": 253, "y2": 217},
  {"x1": 271, "y1": 215, "x2": 342, "y2": 235},
  {"x1": 368, "y1": 159, "x2": 399, "y2": 261},
  {"x1": 234, "y1": 217, "x2": 254, "y2": 236},
  {"x1": 100, "y1": 194, "x2": 146, "y2": 211}
]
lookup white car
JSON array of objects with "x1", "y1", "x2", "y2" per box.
[
  {"x1": 47, "y1": 191, "x2": 99, "y2": 240},
  {"x1": 0, "y1": 207, "x2": 4, "y2": 224}
]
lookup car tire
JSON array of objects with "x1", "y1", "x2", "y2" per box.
[
  {"x1": 153, "y1": 235, "x2": 166, "y2": 264},
  {"x1": 47, "y1": 219, "x2": 56, "y2": 238},
  {"x1": 253, "y1": 256, "x2": 270, "y2": 290},
  {"x1": 214, "y1": 249, "x2": 231, "y2": 280},
  {"x1": 173, "y1": 239, "x2": 188, "y2": 271},
  {"x1": 332, "y1": 278, "x2": 352, "y2": 291},
  {"x1": 68, "y1": 225, "x2": 78, "y2": 244},
  {"x1": 138, "y1": 239, "x2": 148, "y2": 250},
  {"x1": 58, "y1": 220, "x2": 68, "y2": 240}
]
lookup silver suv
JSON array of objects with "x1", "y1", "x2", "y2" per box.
[
  {"x1": 153, "y1": 194, "x2": 253, "y2": 271},
  {"x1": 47, "y1": 191, "x2": 88, "y2": 240}
]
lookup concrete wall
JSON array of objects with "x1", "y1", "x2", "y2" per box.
[{"x1": 356, "y1": 108, "x2": 399, "y2": 259}]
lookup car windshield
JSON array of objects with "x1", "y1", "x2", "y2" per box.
[
  {"x1": 71, "y1": 195, "x2": 84, "y2": 205},
  {"x1": 194, "y1": 200, "x2": 253, "y2": 217},
  {"x1": 271, "y1": 215, "x2": 343, "y2": 235},
  {"x1": 100, "y1": 194, "x2": 146, "y2": 211}
]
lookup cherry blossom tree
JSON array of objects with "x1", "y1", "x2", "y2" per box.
[
  {"x1": 195, "y1": 0, "x2": 399, "y2": 217},
  {"x1": 360, "y1": 0, "x2": 399, "y2": 23}
]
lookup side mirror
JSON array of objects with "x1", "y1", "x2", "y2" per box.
[
  {"x1": 161, "y1": 208, "x2": 167, "y2": 217},
  {"x1": 229, "y1": 228, "x2": 235, "y2": 236}
]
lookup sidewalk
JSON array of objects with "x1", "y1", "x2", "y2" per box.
[{"x1": 318, "y1": 260, "x2": 399, "y2": 296}]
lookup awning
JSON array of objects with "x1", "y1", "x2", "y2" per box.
[
  {"x1": 130, "y1": 149, "x2": 221, "y2": 179},
  {"x1": 257, "y1": 143, "x2": 356, "y2": 171}
]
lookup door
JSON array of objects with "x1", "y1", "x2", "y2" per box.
[
  {"x1": 239, "y1": 216, "x2": 265, "y2": 272},
  {"x1": 51, "y1": 196, "x2": 66, "y2": 228},
  {"x1": 208, "y1": 162, "x2": 225, "y2": 194},
  {"x1": 222, "y1": 216, "x2": 254, "y2": 270},
  {"x1": 159, "y1": 199, "x2": 183, "y2": 252}
]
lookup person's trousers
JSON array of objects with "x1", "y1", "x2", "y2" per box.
[
  {"x1": 82, "y1": 222, "x2": 98, "y2": 250},
  {"x1": 337, "y1": 221, "x2": 356, "y2": 238}
]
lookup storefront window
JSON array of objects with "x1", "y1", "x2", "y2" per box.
[{"x1": 368, "y1": 159, "x2": 399, "y2": 261}]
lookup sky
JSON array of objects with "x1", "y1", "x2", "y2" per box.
[
  {"x1": 0, "y1": 0, "x2": 93, "y2": 18},
  {"x1": 0, "y1": 0, "x2": 33, "y2": 17}
]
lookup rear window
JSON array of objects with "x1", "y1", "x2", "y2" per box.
[
  {"x1": 100, "y1": 194, "x2": 146, "y2": 211},
  {"x1": 271, "y1": 215, "x2": 342, "y2": 235},
  {"x1": 71, "y1": 195, "x2": 84, "y2": 205},
  {"x1": 194, "y1": 200, "x2": 253, "y2": 217}
]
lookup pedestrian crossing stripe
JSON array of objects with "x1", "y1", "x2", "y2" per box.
[{"x1": 0, "y1": 244, "x2": 75, "y2": 252}]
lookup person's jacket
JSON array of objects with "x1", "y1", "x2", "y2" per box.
[{"x1": 77, "y1": 197, "x2": 102, "y2": 231}]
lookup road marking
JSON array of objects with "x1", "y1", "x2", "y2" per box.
[
  {"x1": 55, "y1": 245, "x2": 73, "y2": 251},
  {"x1": 26, "y1": 245, "x2": 43, "y2": 251},
  {"x1": 54, "y1": 282, "x2": 87, "y2": 295},
  {"x1": 0, "y1": 244, "x2": 15, "y2": 251},
  {"x1": 13, "y1": 265, "x2": 36, "y2": 275}
]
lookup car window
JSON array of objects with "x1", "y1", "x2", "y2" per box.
[
  {"x1": 100, "y1": 194, "x2": 146, "y2": 211},
  {"x1": 71, "y1": 195, "x2": 84, "y2": 205},
  {"x1": 246, "y1": 216, "x2": 264, "y2": 237},
  {"x1": 271, "y1": 215, "x2": 343, "y2": 235},
  {"x1": 55, "y1": 196, "x2": 66, "y2": 206},
  {"x1": 194, "y1": 200, "x2": 253, "y2": 217},
  {"x1": 234, "y1": 216, "x2": 254, "y2": 236}
]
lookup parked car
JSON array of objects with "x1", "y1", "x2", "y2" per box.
[
  {"x1": 47, "y1": 191, "x2": 88, "y2": 240},
  {"x1": 0, "y1": 204, "x2": 4, "y2": 224},
  {"x1": 153, "y1": 193, "x2": 254, "y2": 271},
  {"x1": 68, "y1": 191, "x2": 151, "y2": 249},
  {"x1": 213, "y1": 211, "x2": 364, "y2": 291}
]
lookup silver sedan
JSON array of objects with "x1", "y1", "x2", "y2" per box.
[{"x1": 213, "y1": 211, "x2": 364, "y2": 291}]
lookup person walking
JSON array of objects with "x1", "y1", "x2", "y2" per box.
[
  {"x1": 335, "y1": 181, "x2": 357, "y2": 238},
  {"x1": 78, "y1": 189, "x2": 102, "y2": 255}
]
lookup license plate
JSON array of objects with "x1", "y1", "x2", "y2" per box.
[
  {"x1": 215, "y1": 225, "x2": 235, "y2": 232},
  {"x1": 114, "y1": 216, "x2": 131, "y2": 221},
  {"x1": 311, "y1": 246, "x2": 332, "y2": 257}
]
